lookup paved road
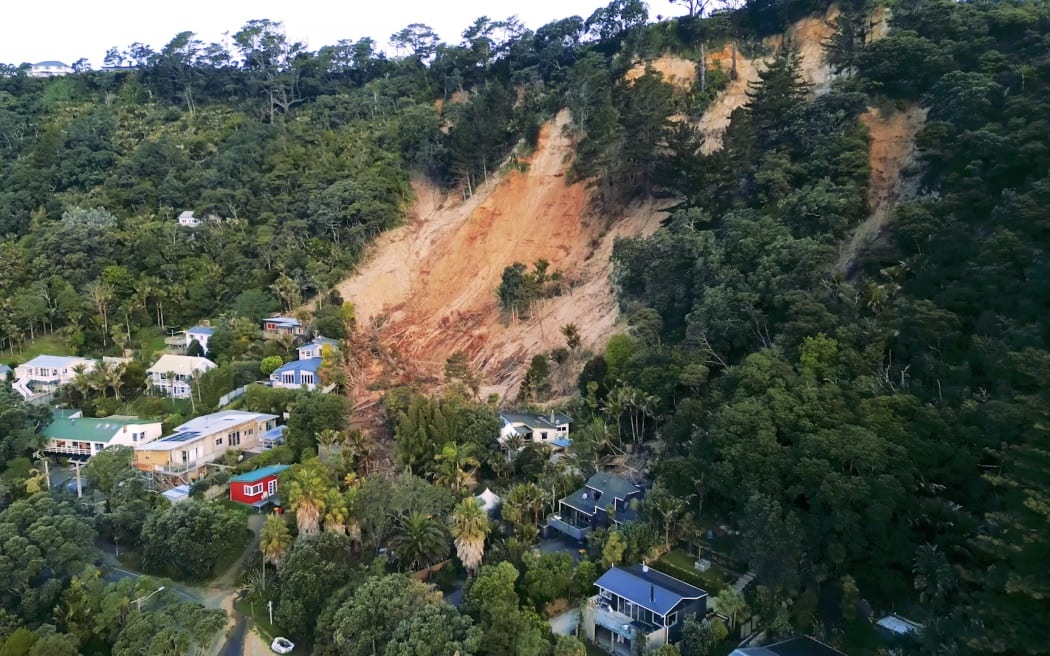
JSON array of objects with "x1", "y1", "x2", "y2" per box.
[{"x1": 220, "y1": 616, "x2": 248, "y2": 656}]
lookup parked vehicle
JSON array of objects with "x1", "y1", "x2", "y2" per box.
[{"x1": 271, "y1": 637, "x2": 294, "y2": 654}]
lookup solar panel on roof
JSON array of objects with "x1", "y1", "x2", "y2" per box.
[{"x1": 163, "y1": 431, "x2": 201, "y2": 442}]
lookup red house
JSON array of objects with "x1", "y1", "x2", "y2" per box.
[{"x1": 229, "y1": 464, "x2": 289, "y2": 507}]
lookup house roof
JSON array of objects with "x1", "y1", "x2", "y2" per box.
[
  {"x1": 43, "y1": 415, "x2": 158, "y2": 443},
  {"x1": 551, "y1": 438, "x2": 571, "y2": 448},
  {"x1": 162, "y1": 484, "x2": 191, "y2": 502},
  {"x1": 147, "y1": 354, "x2": 216, "y2": 376},
  {"x1": 500, "y1": 411, "x2": 572, "y2": 430},
  {"x1": 273, "y1": 357, "x2": 322, "y2": 375},
  {"x1": 731, "y1": 637, "x2": 847, "y2": 656},
  {"x1": 595, "y1": 564, "x2": 706, "y2": 617},
  {"x1": 178, "y1": 210, "x2": 196, "y2": 219},
  {"x1": 34, "y1": 60, "x2": 69, "y2": 67},
  {"x1": 20, "y1": 354, "x2": 92, "y2": 369},
  {"x1": 136, "y1": 410, "x2": 277, "y2": 450},
  {"x1": 230, "y1": 464, "x2": 290, "y2": 483},
  {"x1": 187, "y1": 325, "x2": 214, "y2": 336},
  {"x1": 261, "y1": 425, "x2": 287, "y2": 442},
  {"x1": 586, "y1": 473, "x2": 641, "y2": 500},
  {"x1": 303, "y1": 336, "x2": 339, "y2": 349},
  {"x1": 264, "y1": 316, "x2": 301, "y2": 328}
]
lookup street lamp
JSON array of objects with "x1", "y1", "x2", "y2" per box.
[{"x1": 132, "y1": 586, "x2": 166, "y2": 612}]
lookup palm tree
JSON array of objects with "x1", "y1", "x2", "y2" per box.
[
  {"x1": 283, "y1": 461, "x2": 330, "y2": 536},
  {"x1": 389, "y1": 511, "x2": 450, "y2": 572},
  {"x1": 711, "y1": 588, "x2": 750, "y2": 633},
  {"x1": 317, "y1": 428, "x2": 344, "y2": 462},
  {"x1": 85, "y1": 280, "x2": 115, "y2": 346},
  {"x1": 323, "y1": 488, "x2": 349, "y2": 535},
  {"x1": 433, "y1": 442, "x2": 480, "y2": 495},
  {"x1": 258, "y1": 513, "x2": 292, "y2": 590},
  {"x1": 450, "y1": 497, "x2": 489, "y2": 576}
]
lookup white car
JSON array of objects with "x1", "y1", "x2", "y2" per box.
[{"x1": 271, "y1": 637, "x2": 294, "y2": 654}]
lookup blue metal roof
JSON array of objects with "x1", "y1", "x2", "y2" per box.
[
  {"x1": 551, "y1": 438, "x2": 571, "y2": 448},
  {"x1": 261, "y1": 425, "x2": 287, "y2": 442},
  {"x1": 21, "y1": 355, "x2": 87, "y2": 368},
  {"x1": 273, "y1": 357, "x2": 322, "y2": 374},
  {"x1": 265, "y1": 317, "x2": 301, "y2": 328},
  {"x1": 188, "y1": 326, "x2": 214, "y2": 335},
  {"x1": 594, "y1": 565, "x2": 706, "y2": 616},
  {"x1": 230, "y1": 464, "x2": 290, "y2": 483}
]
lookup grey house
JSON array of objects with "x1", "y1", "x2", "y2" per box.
[
  {"x1": 585, "y1": 563, "x2": 707, "y2": 656},
  {"x1": 548, "y1": 473, "x2": 645, "y2": 540}
]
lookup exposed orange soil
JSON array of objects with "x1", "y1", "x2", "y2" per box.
[
  {"x1": 335, "y1": 110, "x2": 663, "y2": 402},
  {"x1": 625, "y1": 54, "x2": 699, "y2": 88},
  {"x1": 837, "y1": 104, "x2": 927, "y2": 273}
]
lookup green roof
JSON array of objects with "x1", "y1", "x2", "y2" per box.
[
  {"x1": 230, "y1": 464, "x2": 290, "y2": 483},
  {"x1": 43, "y1": 416, "x2": 156, "y2": 444}
]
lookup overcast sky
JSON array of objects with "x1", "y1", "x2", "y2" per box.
[{"x1": 3, "y1": 0, "x2": 687, "y2": 67}]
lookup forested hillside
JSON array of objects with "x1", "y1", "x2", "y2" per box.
[
  {"x1": 605, "y1": 0, "x2": 1050, "y2": 652},
  {"x1": 0, "y1": 0, "x2": 1049, "y2": 654}
]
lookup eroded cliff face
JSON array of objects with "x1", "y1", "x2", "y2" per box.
[{"x1": 333, "y1": 4, "x2": 919, "y2": 410}]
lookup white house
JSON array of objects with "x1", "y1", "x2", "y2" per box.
[
  {"x1": 499, "y1": 411, "x2": 573, "y2": 451},
  {"x1": 178, "y1": 211, "x2": 202, "y2": 228},
  {"x1": 13, "y1": 355, "x2": 96, "y2": 399},
  {"x1": 42, "y1": 411, "x2": 163, "y2": 458},
  {"x1": 30, "y1": 61, "x2": 73, "y2": 78},
  {"x1": 147, "y1": 354, "x2": 216, "y2": 398},
  {"x1": 269, "y1": 358, "x2": 321, "y2": 391},
  {"x1": 297, "y1": 336, "x2": 339, "y2": 360},
  {"x1": 186, "y1": 325, "x2": 214, "y2": 354}
]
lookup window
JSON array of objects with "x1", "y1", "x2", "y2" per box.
[
  {"x1": 666, "y1": 612, "x2": 678, "y2": 627},
  {"x1": 215, "y1": 438, "x2": 223, "y2": 446},
  {"x1": 245, "y1": 483, "x2": 263, "y2": 496},
  {"x1": 267, "y1": 479, "x2": 277, "y2": 495},
  {"x1": 282, "y1": 373, "x2": 294, "y2": 384},
  {"x1": 302, "y1": 373, "x2": 314, "y2": 385},
  {"x1": 229, "y1": 431, "x2": 240, "y2": 447}
]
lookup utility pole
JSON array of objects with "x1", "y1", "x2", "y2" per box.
[
  {"x1": 268, "y1": 599, "x2": 273, "y2": 625},
  {"x1": 70, "y1": 460, "x2": 84, "y2": 498}
]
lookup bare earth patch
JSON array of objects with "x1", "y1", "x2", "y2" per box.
[{"x1": 334, "y1": 110, "x2": 663, "y2": 404}]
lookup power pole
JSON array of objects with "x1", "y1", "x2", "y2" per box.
[
  {"x1": 71, "y1": 460, "x2": 84, "y2": 498},
  {"x1": 33, "y1": 451, "x2": 51, "y2": 490}
]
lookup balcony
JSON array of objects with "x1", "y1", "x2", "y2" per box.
[{"x1": 548, "y1": 514, "x2": 591, "y2": 540}]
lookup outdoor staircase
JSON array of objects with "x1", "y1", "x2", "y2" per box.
[{"x1": 731, "y1": 570, "x2": 757, "y2": 593}]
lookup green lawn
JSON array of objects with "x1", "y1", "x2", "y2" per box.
[
  {"x1": 136, "y1": 328, "x2": 172, "y2": 360},
  {"x1": 656, "y1": 549, "x2": 729, "y2": 594},
  {"x1": 2, "y1": 333, "x2": 73, "y2": 365}
]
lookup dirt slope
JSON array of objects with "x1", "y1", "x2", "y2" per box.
[
  {"x1": 625, "y1": 54, "x2": 698, "y2": 88},
  {"x1": 336, "y1": 110, "x2": 663, "y2": 402},
  {"x1": 837, "y1": 104, "x2": 927, "y2": 273}
]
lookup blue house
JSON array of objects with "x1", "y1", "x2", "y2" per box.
[
  {"x1": 298, "y1": 336, "x2": 340, "y2": 360},
  {"x1": 269, "y1": 358, "x2": 321, "y2": 391},
  {"x1": 549, "y1": 473, "x2": 644, "y2": 540},
  {"x1": 586, "y1": 564, "x2": 707, "y2": 655}
]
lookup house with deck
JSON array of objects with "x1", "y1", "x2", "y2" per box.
[
  {"x1": 178, "y1": 211, "x2": 202, "y2": 228},
  {"x1": 549, "y1": 473, "x2": 645, "y2": 540},
  {"x1": 262, "y1": 316, "x2": 305, "y2": 339},
  {"x1": 185, "y1": 325, "x2": 214, "y2": 353},
  {"x1": 42, "y1": 412, "x2": 163, "y2": 458},
  {"x1": 585, "y1": 563, "x2": 707, "y2": 656},
  {"x1": 269, "y1": 358, "x2": 321, "y2": 391},
  {"x1": 499, "y1": 411, "x2": 572, "y2": 451},
  {"x1": 229, "y1": 464, "x2": 290, "y2": 508},
  {"x1": 30, "y1": 61, "x2": 73, "y2": 77},
  {"x1": 134, "y1": 410, "x2": 278, "y2": 487},
  {"x1": 297, "y1": 336, "x2": 339, "y2": 360},
  {"x1": 147, "y1": 354, "x2": 216, "y2": 398},
  {"x1": 13, "y1": 355, "x2": 96, "y2": 399}
]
